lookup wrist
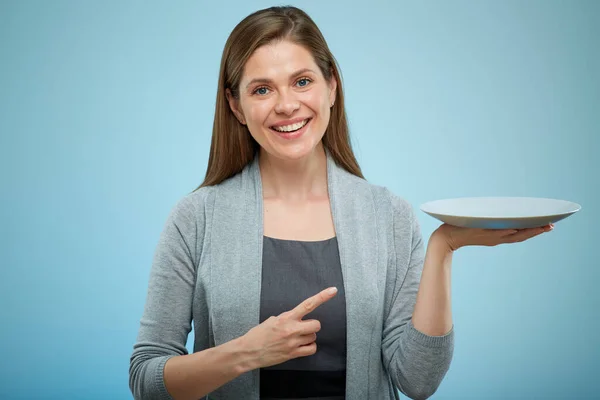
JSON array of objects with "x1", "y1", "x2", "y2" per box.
[
  {"x1": 231, "y1": 335, "x2": 260, "y2": 374},
  {"x1": 428, "y1": 230, "x2": 454, "y2": 255}
]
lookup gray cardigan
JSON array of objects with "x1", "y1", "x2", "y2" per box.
[{"x1": 129, "y1": 153, "x2": 454, "y2": 400}]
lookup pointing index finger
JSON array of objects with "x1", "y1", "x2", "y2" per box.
[{"x1": 290, "y1": 287, "x2": 338, "y2": 320}]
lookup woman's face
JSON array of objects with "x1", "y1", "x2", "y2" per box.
[{"x1": 228, "y1": 40, "x2": 336, "y2": 162}]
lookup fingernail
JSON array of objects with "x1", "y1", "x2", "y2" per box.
[{"x1": 327, "y1": 287, "x2": 338, "y2": 295}]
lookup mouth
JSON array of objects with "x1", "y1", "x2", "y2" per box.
[{"x1": 269, "y1": 118, "x2": 312, "y2": 135}]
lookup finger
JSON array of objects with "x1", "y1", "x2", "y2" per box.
[
  {"x1": 503, "y1": 224, "x2": 553, "y2": 237},
  {"x1": 504, "y1": 227, "x2": 548, "y2": 243},
  {"x1": 292, "y1": 342, "x2": 317, "y2": 359},
  {"x1": 297, "y1": 319, "x2": 321, "y2": 335},
  {"x1": 496, "y1": 229, "x2": 520, "y2": 237},
  {"x1": 490, "y1": 228, "x2": 519, "y2": 233},
  {"x1": 290, "y1": 287, "x2": 338, "y2": 320},
  {"x1": 297, "y1": 333, "x2": 317, "y2": 346}
]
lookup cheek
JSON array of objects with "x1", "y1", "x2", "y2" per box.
[
  {"x1": 302, "y1": 89, "x2": 330, "y2": 114},
  {"x1": 247, "y1": 102, "x2": 273, "y2": 128}
]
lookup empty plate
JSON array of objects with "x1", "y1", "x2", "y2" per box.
[{"x1": 420, "y1": 197, "x2": 581, "y2": 229}]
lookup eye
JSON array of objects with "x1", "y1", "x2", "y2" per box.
[
  {"x1": 296, "y1": 77, "x2": 312, "y2": 87},
  {"x1": 253, "y1": 86, "x2": 269, "y2": 96}
]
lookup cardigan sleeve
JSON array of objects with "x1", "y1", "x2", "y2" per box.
[
  {"x1": 381, "y1": 195, "x2": 454, "y2": 400},
  {"x1": 129, "y1": 192, "x2": 205, "y2": 400}
]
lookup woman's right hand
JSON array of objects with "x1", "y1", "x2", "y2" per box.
[{"x1": 240, "y1": 286, "x2": 338, "y2": 369}]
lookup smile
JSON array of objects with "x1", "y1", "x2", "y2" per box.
[{"x1": 270, "y1": 118, "x2": 311, "y2": 133}]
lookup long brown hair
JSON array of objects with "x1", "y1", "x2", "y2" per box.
[{"x1": 197, "y1": 6, "x2": 363, "y2": 189}]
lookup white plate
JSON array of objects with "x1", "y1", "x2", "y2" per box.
[{"x1": 420, "y1": 197, "x2": 581, "y2": 229}]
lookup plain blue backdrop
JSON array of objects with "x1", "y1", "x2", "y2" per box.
[{"x1": 1, "y1": 1, "x2": 598, "y2": 399}]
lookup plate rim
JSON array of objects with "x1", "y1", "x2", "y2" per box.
[{"x1": 420, "y1": 196, "x2": 581, "y2": 219}]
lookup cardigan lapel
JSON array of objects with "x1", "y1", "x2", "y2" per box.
[
  {"x1": 209, "y1": 157, "x2": 263, "y2": 400},
  {"x1": 327, "y1": 153, "x2": 380, "y2": 399}
]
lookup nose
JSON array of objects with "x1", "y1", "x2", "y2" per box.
[{"x1": 274, "y1": 89, "x2": 300, "y2": 115}]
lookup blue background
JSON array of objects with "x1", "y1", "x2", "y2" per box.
[{"x1": 1, "y1": 1, "x2": 598, "y2": 399}]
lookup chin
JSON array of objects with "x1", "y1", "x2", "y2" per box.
[
  {"x1": 271, "y1": 145, "x2": 315, "y2": 161},
  {"x1": 263, "y1": 138, "x2": 324, "y2": 162},
  {"x1": 262, "y1": 130, "x2": 323, "y2": 160}
]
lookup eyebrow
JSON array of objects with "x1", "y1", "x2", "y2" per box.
[{"x1": 244, "y1": 68, "x2": 317, "y2": 89}]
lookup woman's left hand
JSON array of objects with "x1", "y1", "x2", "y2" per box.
[{"x1": 432, "y1": 223, "x2": 554, "y2": 252}]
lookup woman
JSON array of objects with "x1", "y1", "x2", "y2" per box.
[{"x1": 129, "y1": 6, "x2": 551, "y2": 400}]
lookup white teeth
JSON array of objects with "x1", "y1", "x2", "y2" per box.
[{"x1": 272, "y1": 119, "x2": 308, "y2": 132}]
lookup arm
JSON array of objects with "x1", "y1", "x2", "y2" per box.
[
  {"x1": 411, "y1": 219, "x2": 551, "y2": 336},
  {"x1": 411, "y1": 233, "x2": 453, "y2": 336},
  {"x1": 129, "y1": 194, "x2": 255, "y2": 400},
  {"x1": 381, "y1": 197, "x2": 454, "y2": 400},
  {"x1": 161, "y1": 338, "x2": 256, "y2": 400}
]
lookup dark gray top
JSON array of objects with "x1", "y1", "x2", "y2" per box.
[{"x1": 260, "y1": 236, "x2": 347, "y2": 400}]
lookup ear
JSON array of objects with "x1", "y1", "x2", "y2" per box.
[
  {"x1": 328, "y1": 72, "x2": 338, "y2": 107},
  {"x1": 226, "y1": 88, "x2": 247, "y2": 125}
]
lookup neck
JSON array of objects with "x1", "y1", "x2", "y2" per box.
[{"x1": 259, "y1": 144, "x2": 328, "y2": 201}]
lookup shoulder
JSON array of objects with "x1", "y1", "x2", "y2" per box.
[
  {"x1": 175, "y1": 186, "x2": 211, "y2": 214},
  {"x1": 374, "y1": 184, "x2": 418, "y2": 234},
  {"x1": 170, "y1": 167, "x2": 248, "y2": 219},
  {"x1": 336, "y1": 168, "x2": 416, "y2": 224},
  {"x1": 164, "y1": 185, "x2": 217, "y2": 229}
]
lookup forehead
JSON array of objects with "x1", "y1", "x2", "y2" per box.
[{"x1": 242, "y1": 40, "x2": 320, "y2": 82}]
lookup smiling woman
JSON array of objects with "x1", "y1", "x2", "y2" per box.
[
  {"x1": 200, "y1": 6, "x2": 362, "y2": 188},
  {"x1": 128, "y1": 5, "x2": 551, "y2": 400},
  {"x1": 226, "y1": 41, "x2": 336, "y2": 161}
]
